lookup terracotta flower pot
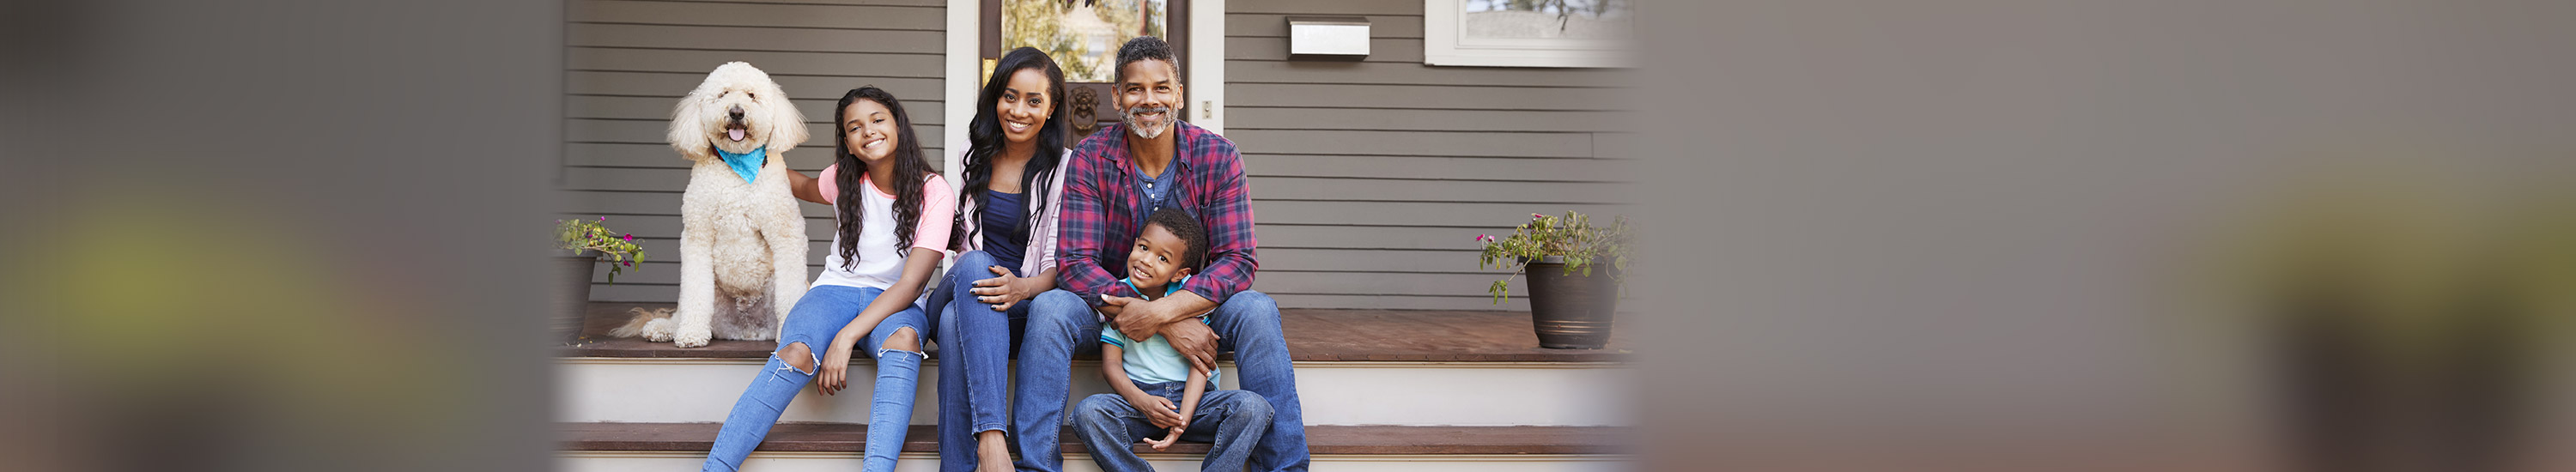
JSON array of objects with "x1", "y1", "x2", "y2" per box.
[
  {"x1": 1522, "y1": 256, "x2": 1619, "y2": 349},
  {"x1": 552, "y1": 249, "x2": 598, "y2": 343}
]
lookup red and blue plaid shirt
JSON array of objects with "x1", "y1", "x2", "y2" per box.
[{"x1": 1058, "y1": 119, "x2": 1258, "y2": 308}]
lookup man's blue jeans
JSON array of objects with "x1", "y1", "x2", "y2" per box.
[
  {"x1": 920, "y1": 250, "x2": 1027, "y2": 472},
  {"x1": 702, "y1": 285, "x2": 927, "y2": 472},
  {"x1": 1018, "y1": 289, "x2": 1309, "y2": 472},
  {"x1": 1072, "y1": 382, "x2": 1272, "y2": 472}
]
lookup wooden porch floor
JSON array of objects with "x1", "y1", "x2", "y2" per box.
[{"x1": 568, "y1": 302, "x2": 1633, "y2": 362}]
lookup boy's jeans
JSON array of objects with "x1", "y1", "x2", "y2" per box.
[
  {"x1": 1018, "y1": 289, "x2": 1309, "y2": 472},
  {"x1": 1071, "y1": 381, "x2": 1273, "y2": 472}
]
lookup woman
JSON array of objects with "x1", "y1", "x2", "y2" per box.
[
  {"x1": 920, "y1": 46, "x2": 1072, "y2": 472},
  {"x1": 702, "y1": 87, "x2": 955, "y2": 472}
]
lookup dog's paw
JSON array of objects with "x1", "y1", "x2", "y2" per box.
[
  {"x1": 674, "y1": 325, "x2": 714, "y2": 348},
  {"x1": 640, "y1": 318, "x2": 677, "y2": 342}
]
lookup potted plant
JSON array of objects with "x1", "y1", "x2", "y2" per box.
[
  {"x1": 1479, "y1": 211, "x2": 1632, "y2": 349},
  {"x1": 556, "y1": 216, "x2": 645, "y2": 343}
]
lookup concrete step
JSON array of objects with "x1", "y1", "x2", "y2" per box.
[
  {"x1": 558, "y1": 422, "x2": 1627, "y2": 472},
  {"x1": 559, "y1": 304, "x2": 1635, "y2": 427}
]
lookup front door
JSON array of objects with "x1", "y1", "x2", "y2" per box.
[{"x1": 983, "y1": 0, "x2": 1190, "y2": 143}]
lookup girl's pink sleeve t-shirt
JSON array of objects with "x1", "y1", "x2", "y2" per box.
[{"x1": 812, "y1": 163, "x2": 955, "y2": 290}]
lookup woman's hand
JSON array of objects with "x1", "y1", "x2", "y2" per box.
[
  {"x1": 970, "y1": 266, "x2": 1042, "y2": 311},
  {"x1": 816, "y1": 336, "x2": 859, "y2": 396}
]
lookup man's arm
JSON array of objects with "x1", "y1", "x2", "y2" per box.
[
  {"x1": 1054, "y1": 142, "x2": 1143, "y2": 308},
  {"x1": 1176, "y1": 139, "x2": 1256, "y2": 306}
]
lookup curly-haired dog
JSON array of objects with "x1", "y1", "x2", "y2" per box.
[{"x1": 611, "y1": 62, "x2": 810, "y2": 348}]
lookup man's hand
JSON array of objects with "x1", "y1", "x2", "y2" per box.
[
  {"x1": 1161, "y1": 319, "x2": 1220, "y2": 372},
  {"x1": 1103, "y1": 294, "x2": 1151, "y2": 338}
]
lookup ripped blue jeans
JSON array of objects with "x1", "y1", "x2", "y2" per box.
[{"x1": 702, "y1": 285, "x2": 929, "y2": 472}]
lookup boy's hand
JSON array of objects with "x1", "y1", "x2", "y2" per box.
[
  {"x1": 1145, "y1": 427, "x2": 1182, "y2": 451},
  {"x1": 1123, "y1": 391, "x2": 1186, "y2": 429}
]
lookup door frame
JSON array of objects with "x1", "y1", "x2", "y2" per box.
[{"x1": 943, "y1": 0, "x2": 1226, "y2": 178}]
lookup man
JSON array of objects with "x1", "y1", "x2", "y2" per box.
[{"x1": 1013, "y1": 36, "x2": 1308, "y2": 472}]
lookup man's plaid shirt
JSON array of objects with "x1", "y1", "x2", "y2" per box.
[{"x1": 1056, "y1": 119, "x2": 1258, "y2": 308}]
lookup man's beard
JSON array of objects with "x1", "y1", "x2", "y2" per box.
[{"x1": 1125, "y1": 103, "x2": 1172, "y2": 139}]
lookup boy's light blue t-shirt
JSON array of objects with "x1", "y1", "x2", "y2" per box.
[{"x1": 1099, "y1": 276, "x2": 1218, "y2": 386}]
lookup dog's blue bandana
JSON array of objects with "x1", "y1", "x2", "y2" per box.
[{"x1": 714, "y1": 146, "x2": 766, "y2": 184}]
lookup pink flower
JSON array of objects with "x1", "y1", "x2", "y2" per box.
[
  {"x1": 1477, "y1": 234, "x2": 1495, "y2": 243},
  {"x1": 598, "y1": 216, "x2": 608, "y2": 222},
  {"x1": 623, "y1": 233, "x2": 634, "y2": 241},
  {"x1": 623, "y1": 261, "x2": 634, "y2": 267},
  {"x1": 1531, "y1": 213, "x2": 1546, "y2": 220}
]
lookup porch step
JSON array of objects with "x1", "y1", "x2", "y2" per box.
[
  {"x1": 559, "y1": 422, "x2": 1625, "y2": 472},
  {"x1": 567, "y1": 303, "x2": 1633, "y2": 363},
  {"x1": 558, "y1": 304, "x2": 1636, "y2": 427}
]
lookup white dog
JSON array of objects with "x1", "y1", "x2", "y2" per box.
[{"x1": 612, "y1": 62, "x2": 809, "y2": 348}]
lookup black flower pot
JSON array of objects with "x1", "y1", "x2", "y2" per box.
[
  {"x1": 1522, "y1": 256, "x2": 1619, "y2": 349},
  {"x1": 553, "y1": 249, "x2": 598, "y2": 343}
]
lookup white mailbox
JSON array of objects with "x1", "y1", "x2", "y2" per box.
[{"x1": 1287, "y1": 16, "x2": 1370, "y2": 59}]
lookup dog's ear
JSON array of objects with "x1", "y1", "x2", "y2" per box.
[
  {"x1": 668, "y1": 78, "x2": 716, "y2": 162},
  {"x1": 762, "y1": 80, "x2": 808, "y2": 155}
]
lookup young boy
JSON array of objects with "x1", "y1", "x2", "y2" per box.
[{"x1": 1070, "y1": 208, "x2": 1274, "y2": 472}]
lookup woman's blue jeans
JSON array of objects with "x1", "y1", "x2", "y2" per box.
[
  {"x1": 919, "y1": 250, "x2": 1028, "y2": 472},
  {"x1": 702, "y1": 285, "x2": 929, "y2": 472}
]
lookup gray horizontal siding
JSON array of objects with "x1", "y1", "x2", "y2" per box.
[
  {"x1": 1227, "y1": 0, "x2": 1633, "y2": 311},
  {"x1": 565, "y1": 0, "x2": 946, "y2": 303},
  {"x1": 564, "y1": 0, "x2": 1633, "y2": 311}
]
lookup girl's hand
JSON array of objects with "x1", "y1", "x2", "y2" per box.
[
  {"x1": 817, "y1": 336, "x2": 859, "y2": 396},
  {"x1": 970, "y1": 266, "x2": 1038, "y2": 311}
]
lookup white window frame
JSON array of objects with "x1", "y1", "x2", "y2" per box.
[
  {"x1": 1423, "y1": 0, "x2": 1629, "y2": 68},
  {"x1": 945, "y1": 0, "x2": 1226, "y2": 179}
]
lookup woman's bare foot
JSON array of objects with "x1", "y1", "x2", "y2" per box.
[{"x1": 975, "y1": 430, "x2": 1013, "y2": 472}]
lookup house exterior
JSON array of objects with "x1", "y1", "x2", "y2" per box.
[{"x1": 561, "y1": 0, "x2": 1632, "y2": 311}]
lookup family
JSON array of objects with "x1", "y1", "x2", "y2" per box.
[{"x1": 697, "y1": 37, "x2": 1307, "y2": 472}]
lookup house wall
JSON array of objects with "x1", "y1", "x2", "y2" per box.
[
  {"x1": 561, "y1": 0, "x2": 947, "y2": 301},
  {"x1": 566, "y1": 0, "x2": 1632, "y2": 311},
  {"x1": 1225, "y1": 1, "x2": 1632, "y2": 310}
]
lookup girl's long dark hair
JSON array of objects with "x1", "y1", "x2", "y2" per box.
[
  {"x1": 952, "y1": 47, "x2": 1069, "y2": 251},
  {"x1": 834, "y1": 86, "x2": 935, "y2": 269}
]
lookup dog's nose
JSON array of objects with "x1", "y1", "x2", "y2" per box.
[{"x1": 727, "y1": 105, "x2": 744, "y2": 119}]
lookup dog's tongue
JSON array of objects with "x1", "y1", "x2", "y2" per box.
[{"x1": 727, "y1": 128, "x2": 747, "y2": 142}]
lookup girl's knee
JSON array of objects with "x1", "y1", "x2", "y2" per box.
[
  {"x1": 777, "y1": 342, "x2": 817, "y2": 375},
  {"x1": 878, "y1": 326, "x2": 920, "y2": 353}
]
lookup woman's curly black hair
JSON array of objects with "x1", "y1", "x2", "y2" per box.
[{"x1": 832, "y1": 86, "x2": 935, "y2": 269}]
